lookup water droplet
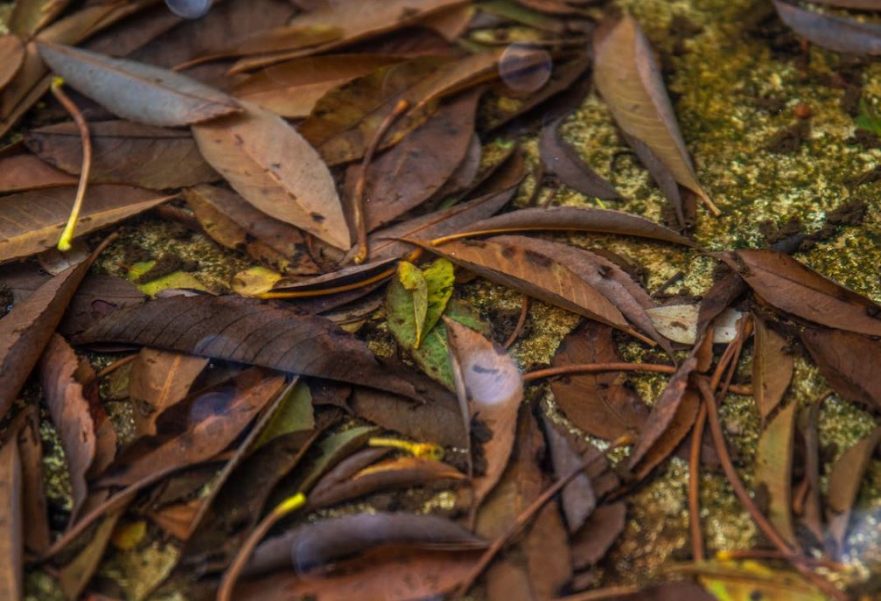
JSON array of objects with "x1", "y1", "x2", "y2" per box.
[
  {"x1": 165, "y1": 0, "x2": 213, "y2": 19},
  {"x1": 498, "y1": 44, "x2": 552, "y2": 94}
]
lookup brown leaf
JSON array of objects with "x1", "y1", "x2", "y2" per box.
[
  {"x1": 236, "y1": 548, "x2": 480, "y2": 601},
  {"x1": 351, "y1": 387, "x2": 468, "y2": 448},
  {"x1": 100, "y1": 368, "x2": 285, "y2": 487},
  {"x1": 0, "y1": 35, "x2": 25, "y2": 92},
  {"x1": 801, "y1": 327, "x2": 881, "y2": 410},
  {"x1": 39, "y1": 335, "x2": 97, "y2": 519},
  {"x1": 753, "y1": 317, "x2": 794, "y2": 420},
  {"x1": 593, "y1": 15, "x2": 715, "y2": 212},
  {"x1": 25, "y1": 120, "x2": 219, "y2": 189},
  {"x1": 353, "y1": 90, "x2": 480, "y2": 230},
  {"x1": 184, "y1": 184, "x2": 320, "y2": 275},
  {"x1": 58, "y1": 509, "x2": 122, "y2": 601},
  {"x1": 722, "y1": 249, "x2": 881, "y2": 337},
  {"x1": 571, "y1": 502, "x2": 627, "y2": 569},
  {"x1": 541, "y1": 414, "x2": 595, "y2": 532},
  {"x1": 446, "y1": 319, "x2": 523, "y2": 516},
  {"x1": 0, "y1": 436, "x2": 23, "y2": 601},
  {"x1": 0, "y1": 153, "x2": 77, "y2": 193},
  {"x1": 37, "y1": 41, "x2": 241, "y2": 127},
  {"x1": 826, "y1": 426, "x2": 881, "y2": 555},
  {"x1": 10, "y1": 409, "x2": 50, "y2": 555},
  {"x1": 76, "y1": 295, "x2": 426, "y2": 401},
  {"x1": 8, "y1": 0, "x2": 71, "y2": 36},
  {"x1": 229, "y1": 0, "x2": 469, "y2": 71},
  {"x1": 539, "y1": 116, "x2": 618, "y2": 200},
  {"x1": 806, "y1": 0, "x2": 881, "y2": 7},
  {"x1": 128, "y1": 349, "x2": 209, "y2": 438},
  {"x1": 447, "y1": 205, "x2": 695, "y2": 247},
  {"x1": 192, "y1": 102, "x2": 350, "y2": 250},
  {"x1": 246, "y1": 512, "x2": 485, "y2": 576},
  {"x1": 0, "y1": 185, "x2": 170, "y2": 263},
  {"x1": 773, "y1": 0, "x2": 881, "y2": 55},
  {"x1": 755, "y1": 401, "x2": 798, "y2": 547},
  {"x1": 550, "y1": 323, "x2": 649, "y2": 441},
  {"x1": 0, "y1": 250, "x2": 100, "y2": 421},
  {"x1": 232, "y1": 55, "x2": 404, "y2": 118}
]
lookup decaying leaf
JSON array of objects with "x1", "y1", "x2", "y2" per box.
[
  {"x1": 0, "y1": 153, "x2": 78, "y2": 193},
  {"x1": 570, "y1": 502, "x2": 627, "y2": 569},
  {"x1": 753, "y1": 318, "x2": 794, "y2": 420},
  {"x1": 541, "y1": 414, "x2": 595, "y2": 532},
  {"x1": 646, "y1": 304, "x2": 742, "y2": 345},
  {"x1": 826, "y1": 426, "x2": 881, "y2": 555},
  {"x1": 192, "y1": 102, "x2": 350, "y2": 250},
  {"x1": 37, "y1": 41, "x2": 241, "y2": 127},
  {"x1": 539, "y1": 116, "x2": 618, "y2": 200},
  {"x1": 0, "y1": 436, "x2": 23, "y2": 601},
  {"x1": 773, "y1": 0, "x2": 881, "y2": 55},
  {"x1": 801, "y1": 327, "x2": 881, "y2": 411},
  {"x1": 593, "y1": 14, "x2": 716, "y2": 213},
  {"x1": 755, "y1": 401, "x2": 798, "y2": 547},
  {"x1": 0, "y1": 35, "x2": 25, "y2": 92},
  {"x1": 11, "y1": 409, "x2": 50, "y2": 555}
]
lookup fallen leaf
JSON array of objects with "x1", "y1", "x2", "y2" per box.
[
  {"x1": 128, "y1": 348, "x2": 209, "y2": 438},
  {"x1": 826, "y1": 426, "x2": 881, "y2": 555},
  {"x1": 800, "y1": 327, "x2": 881, "y2": 411},
  {"x1": 446, "y1": 319, "x2": 523, "y2": 516},
  {"x1": 445, "y1": 205, "x2": 695, "y2": 246},
  {"x1": 646, "y1": 304, "x2": 742, "y2": 345},
  {"x1": 539, "y1": 116, "x2": 618, "y2": 199},
  {"x1": 541, "y1": 414, "x2": 595, "y2": 532},
  {"x1": 722, "y1": 249, "x2": 881, "y2": 337},
  {"x1": 387, "y1": 258, "x2": 454, "y2": 349},
  {"x1": 8, "y1": 0, "x2": 71, "y2": 36},
  {"x1": 0, "y1": 436, "x2": 23, "y2": 601},
  {"x1": 253, "y1": 381, "x2": 315, "y2": 448},
  {"x1": 25, "y1": 120, "x2": 219, "y2": 189},
  {"x1": 58, "y1": 509, "x2": 122, "y2": 601},
  {"x1": 687, "y1": 560, "x2": 826, "y2": 601},
  {"x1": 550, "y1": 323, "x2": 649, "y2": 440},
  {"x1": 593, "y1": 14, "x2": 715, "y2": 212},
  {"x1": 0, "y1": 153, "x2": 77, "y2": 193},
  {"x1": 570, "y1": 502, "x2": 627, "y2": 569},
  {"x1": 39, "y1": 335, "x2": 97, "y2": 519},
  {"x1": 37, "y1": 41, "x2": 241, "y2": 127},
  {"x1": 0, "y1": 35, "x2": 25, "y2": 92},
  {"x1": 755, "y1": 401, "x2": 798, "y2": 547},
  {"x1": 192, "y1": 102, "x2": 350, "y2": 250},
  {"x1": 232, "y1": 55, "x2": 404, "y2": 118},
  {"x1": 397, "y1": 261, "x2": 429, "y2": 346},
  {"x1": 99, "y1": 368, "x2": 286, "y2": 487},
  {"x1": 0, "y1": 185, "x2": 171, "y2": 263},
  {"x1": 10, "y1": 409, "x2": 50, "y2": 555},
  {"x1": 753, "y1": 317, "x2": 794, "y2": 420},
  {"x1": 354, "y1": 90, "x2": 480, "y2": 230},
  {"x1": 246, "y1": 512, "x2": 485, "y2": 576},
  {"x1": 773, "y1": 0, "x2": 881, "y2": 55}
]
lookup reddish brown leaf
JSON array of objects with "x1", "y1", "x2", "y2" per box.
[
  {"x1": 0, "y1": 35, "x2": 25, "y2": 92},
  {"x1": 25, "y1": 120, "x2": 219, "y2": 189},
  {"x1": 8, "y1": 0, "x2": 72, "y2": 36},
  {"x1": 541, "y1": 414, "x2": 595, "y2": 532},
  {"x1": 826, "y1": 426, "x2": 881, "y2": 555},
  {"x1": 192, "y1": 102, "x2": 350, "y2": 250},
  {"x1": 773, "y1": 0, "x2": 881, "y2": 55},
  {"x1": 755, "y1": 401, "x2": 798, "y2": 547},
  {"x1": 0, "y1": 185, "x2": 171, "y2": 263},
  {"x1": 753, "y1": 317, "x2": 794, "y2": 420},
  {"x1": 539, "y1": 116, "x2": 618, "y2": 200},
  {"x1": 128, "y1": 348, "x2": 209, "y2": 438},
  {"x1": 550, "y1": 323, "x2": 649, "y2": 441},
  {"x1": 0, "y1": 153, "x2": 77, "y2": 193},
  {"x1": 723, "y1": 249, "x2": 881, "y2": 337},
  {"x1": 800, "y1": 327, "x2": 881, "y2": 411},
  {"x1": 58, "y1": 509, "x2": 122, "y2": 601},
  {"x1": 571, "y1": 502, "x2": 627, "y2": 569},
  {"x1": 446, "y1": 319, "x2": 523, "y2": 516},
  {"x1": 10, "y1": 409, "x2": 50, "y2": 555},
  {"x1": 100, "y1": 368, "x2": 285, "y2": 487},
  {"x1": 0, "y1": 435, "x2": 23, "y2": 601}
]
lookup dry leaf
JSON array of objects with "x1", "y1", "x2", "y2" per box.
[
  {"x1": 0, "y1": 35, "x2": 25, "y2": 92},
  {"x1": 0, "y1": 437, "x2": 23, "y2": 601},
  {"x1": 801, "y1": 327, "x2": 881, "y2": 411},
  {"x1": 773, "y1": 0, "x2": 881, "y2": 55},
  {"x1": 0, "y1": 153, "x2": 78, "y2": 193},
  {"x1": 753, "y1": 317, "x2": 794, "y2": 420},
  {"x1": 541, "y1": 414, "x2": 595, "y2": 532},
  {"x1": 755, "y1": 401, "x2": 798, "y2": 547},
  {"x1": 826, "y1": 426, "x2": 881, "y2": 555},
  {"x1": 539, "y1": 116, "x2": 618, "y2": 199}
]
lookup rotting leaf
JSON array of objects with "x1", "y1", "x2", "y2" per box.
[
  {"x1": 755, "y1": 401, "x2": 798, "y2": 548},
  {"x1": 0, "y1": 153, "x2": 77, "y2": 193},
  {"x1": 254, "y1": 381, "x2": 315, "y2": 449},
  {"x1": 539, "y1": 116, "x2": 618, "y2": 200},
  {"x1": 593, "y1": 14, "x2": 717, "y2": 214},
  {"x1": 753, "y1": 317, "x2": 793, "y2": 420},
  {"x1": 0, "y1": 35, "x2": 25, "y2": 92},
  {"x1": 570, "y1": 502, "x2": 627, "y2": 569},
  {"x1": 826, "y1": 426, "x2": 881, "y2": 556},
  {"x1": 550, "y1": 322, "x2": 649, "y2": 441},
  {"x1": 721, "y1": 249, "x2": 881, "y2": 337},
  {"x1": 801, "y1": 327, "x2": 881, "y2": 411},
  {"x1": 773, "y1": 0, "x2": 881, "y2": 55},
  {"x1": 128, "y1": 348, "x2": 209, "y2": 438},
  {"x1": 192, "y1": 102, "x2": 350, "y2": 250},
  {"x1": 387, "y1": 258, "x2": 454, "y2": 349},
  {"x1": 446, "y1": 318, "x2": 523, "y2": 517},
  {"x1": 11, "y1": 409, "x2": 50, "y2": 555},
  {"x1": 0, "y1": 436, "x2": 23, "y2": 601},
  {"x1": 0, "y1": 185, "x2": 171, "y2": 263},
  {"x1": 25, "y1": 120, "x2": 219, "y2": 189},
  {"x1": 37, "y1": 41, "x2": 241, "y2": 127},
  {"x1": 540, "y1": 414, "x2": 595, "y2": 533}
]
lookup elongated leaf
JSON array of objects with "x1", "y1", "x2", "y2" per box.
[
  {"x1": 12, "y1": 409, "x2": 50, "y2": 555},
  {"x1": 128, "y1": 349, "x2": 209, "y2": 438},
  {"x1": 801, "y1": 327, "x2": 881, "y2": 411},
  {"x1": 447, "y1": 205, "x2": 695, "y2": 246},
  {"x1": 540, "y1": 117, "x2": 618, "y2": 199},
  {"x1": 101, "y1": 369, "x2": 285, "y2": 487},
  {"x1": 721, "y1": 249, "x2": 881, "y2": 337},
  {"x1": 571, "y1": 503, "x2": 627, "y2": 569},
  {"x1": 77, "y1": 295, "x2": 426, "y2": 401},
  {"x1": 755, "y1": 401, "x2": 798, "y2": 547},
  {"x1": 826, "y1": 427, "x2": 881, "y2": 554},
  {"x1": 0, "y1": 154, "x2": 77, "y2": 193},
  {"x1": 25, "y1": 120, "x2": 218, "y2": 189},
  {"x1": 446, "y1": 319, "x2": 523, "y2": 516},
  {"x1": 247, "y1": 512, "x2": 485, "y2": 576},
  {"x1": 807, "y1": 0, "x2": 881, "y2": 7},
  {"x1": 541, "y1": 414, "x2": 595, "y2": 533},
  {"x1": 9, "y1": 0, "x2": 71, "y2": 36},
  {"x1": 593, "y1": 14, "x2": 714, "y2": 211},
  {"x1": 0, "y1": 185, "x2": 170, "y2": 263},
  {"x1": 753, "y1": 318, "x2": 793, "y2": 420},
  {"x1": 192, "y1": 102, "x2": 350, "y2": 250},
  {"x1": 0, "y1": 437, "x2": 23, "y2": 601},
  {"x1": 773, "y1": 0, "x2": 881, "y2": 55},
  {"x1": 37, "y1": 42, "x2": 241, "y2": 127},
  {"x1": 0, "y1": 35, "x2": 25, "y2": 92}
]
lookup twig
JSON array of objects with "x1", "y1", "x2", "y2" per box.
[
  {"x1": 50, "y1": 77, "x2": 92, "y2": 252},
  {"x1": 95, "y1": 354, "x2": 138, "y2": 379},
  {"x1": 554, "y1": 585, "x2": 641, "y2": 601},
  {"x1": 353, "y1": 99, "x2": 410, "y2": 265},
  {"x1": 688, "y1": 401, "x2": 707, "y2": 561},
  {"x1": 503, "y1": 295, "x2": 530, "y2": 349}
]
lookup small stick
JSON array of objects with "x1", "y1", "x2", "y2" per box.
[
  {"x1": 353, "y1": 99, "x2": 410, "y2": 265},
  {"x1": 503, "y1": 295, "x2": 530, "y2": 349},
  {"x1": 554, "y1": 586, "x2": 642, "y2": 601},
  {"x1": 50, "y1": 77, "x2": 92, "y2": 252},
  {"x1": 95, "y1": 354, "x2": 138, "y2": 379},
  {"x1": 688, "y1": 401, "x2": 707, "y2": 562}
]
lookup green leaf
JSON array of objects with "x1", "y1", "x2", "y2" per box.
[
  {"x1": 387, "y1": 258, "x2": 456, "y2": 349},
  {"x1": 422, "y1": 258, "x2": 455, "y2": 340},
  {"x1": 398, "y1": 261, "x2": 428, "y2": 347},
  {"x1": 855, "y1": 98, "x2": 881, "y2": 136},
  {"x1": 127, "y1": 260, "x2": 207, "y2": 297},
  {"x1": 255, "y1": 382, "x2": 315, "y2": 449}
]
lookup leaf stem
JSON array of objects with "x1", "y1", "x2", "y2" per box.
[
  {"x1": 50, "y1": 77, "x2": 92, "y2": 252},
  {"x1": 502, "y1": 294, "x2": 529, "y2": 349}
]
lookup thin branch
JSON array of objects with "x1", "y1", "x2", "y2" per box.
[
  {"x1": 95, "y1": 354, "x2": 138, "y2": 379},
  {"x1": 554, "y1": 585, "x2": 642, "y2": 601},
  {"x1": 688, "y1": 401, "x2": 707, "y2": 561},
  {"x1": 503, "y1": 295, "x2": 530, "y2": 349}
]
